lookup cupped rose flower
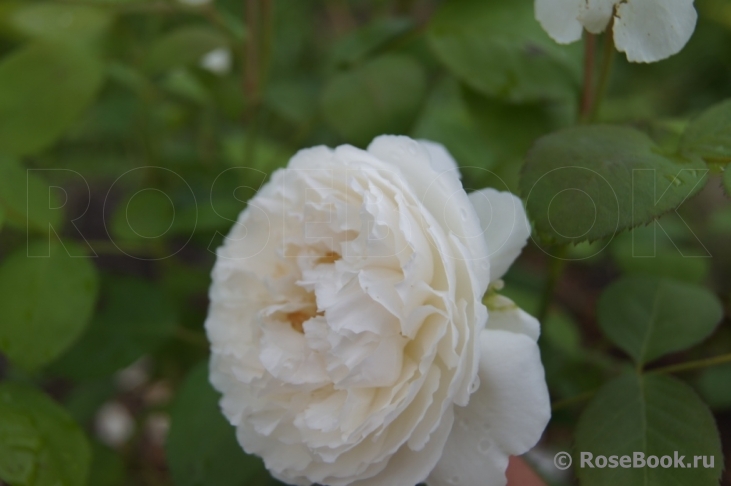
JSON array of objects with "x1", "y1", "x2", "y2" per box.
[
  {"x1": 535, "y1": 0, "x2": 698, "y2": 63},
  {"x1": 205, "y1": 136, "x2": 550, "y2": 486}
]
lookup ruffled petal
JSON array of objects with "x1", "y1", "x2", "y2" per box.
[
  {"x1": 614, "y1": 0, "x2": 697, "y2": 63},
  {"x1": 426, "y1": 330, "x2": 550, "y2": 486},
  {"x1": 351, "y1": 406, "x2": 454, "y2": 486},
  {"x1": 468, "y1": 189, "x2": 531, "y2": 283},
  {"x1": 578, "y1": 0, "x2": 620, "y2": 34},
  {"x1": 535, "y1": 0, "x2": 584, "y2": 44}
]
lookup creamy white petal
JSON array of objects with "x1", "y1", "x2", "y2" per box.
[
  {"x1": 578, "y1": 0, "x2": 620, "y2": 34},
  {"x1": 535, "y1": 0, "x2": 584, "y2": 44},
  {"x1": 614, "y1": 0, "x2": 698, "y2": 63},
  {"x1": 427, "y1": 330, "x2": 550, "y2": 486},
  {"x1": 468, "y1": 189, "x2": 531, "y2": 283},
  {"x1": 368, "y1": 135, "x2": 491, "y2": 294},
  {"x1": 485, "y1": 294, "x2": 540, "y2": 342},
  {"x1": 351, "y1": 406, "x2": 454, "y2": 486},
  {"x1": 418, "y1": 140, "x2": 461, "y2": 177}
]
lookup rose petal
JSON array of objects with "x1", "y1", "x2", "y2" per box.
[
  {"x1": 485, "y1": 294, "x2": 540, "y2": 342},
  {"x1": 535, "y1": 0, "x2": 584, "y2": 44},
  {"x1": 468, "y1": 189, "x2": 530, "y2": 282},
  {"x1": 614, "y1": 0, "x2": 697, "y2": 63},
  {"x1": 578, "y1": 0, "x2": 620, "y2": 34},
  {"x1": 368, "y1": 135, "x2": 491, "y2": 295},
  {"x1": 418, "y1": 140, "x2": 461, "y2": 176},
  {"x1": 427, "y1": 329, "x2": 550, "y2": 486},
  {"x1": 351, "y1": 406, "x2": 454, "y2": 486}
]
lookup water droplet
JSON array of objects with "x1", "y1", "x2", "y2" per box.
[
  {"x1": 478, "y1": 438, "x2": 491, "y2": 454},
  {"x1": 448, "y1": 476, "x2": 460, "y2": 485},
  {"x1": 459, "y1": 207, "x2": 468, "y2": 221}
]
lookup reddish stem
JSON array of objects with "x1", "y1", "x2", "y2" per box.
[{"x1": 579, "y1": 32, "x2": 597, "y2": 124}]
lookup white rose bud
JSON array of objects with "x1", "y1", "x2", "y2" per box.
[
  {"x1": 535, "y1": 0, "x2": 698, "y2": 63},
  {"x1": 205, "y1": 136, "x2": 550, "y2": 486}
]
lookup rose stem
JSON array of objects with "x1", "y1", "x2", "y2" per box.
[
  {"x1": 243, "y1": 0, "x2": 274, "y2": 167},
  {"x1": 648, "y1": 353, "x2": 731, "y2": 376},
  {"x1": 578, "y1": 32, "x2": 597, "y2": 124},
  {"x1": 552, "y1": 352, "x2": 731, "y2": 412},
  {"x1": 536, "y1": 245, "x2": 568, "y2": 325},
  {"x1": 590, "y1": 26, "x2": 616, "y2": 122}
]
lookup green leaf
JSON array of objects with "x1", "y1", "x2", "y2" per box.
[
  {"x1": 160, "y1": 68, "x2": 212, "y2": 105},
  {"x1": 542, "y1": 312, "x2": 582, "y2": 355},
  {"x1": 88, "y1": 443, "x2": 125, "y2": 486},
  {"x1": 462, "y1": 85, "x2": 569, "y2": 162},
  {"x1": 610, "y1": 223, "x2": 710, "y2": 284},
  {"x1": 680, "y1": 99, "x2": 731, "y2": 164},
  {"x1": 2, "y1": 3, "x2": 112, "y2": 43},
  {"x1": 0, "y1": 242, "x2": 99, "y2": 371},
  {"x1": 0, "y1": 42, "x2": 105, "y2": 156},
  {"x1": 427, "y1": 0, "x2": 580, "y2": 103},
  {"x1": 0, "y1": 156, "x2": 63, "y2": 232},
  {"x1": 724, "y1": 167, "x2": 731, "y2": 196},
  {"x1": 265, "y1": 78, "x2": 318, "y2": 125},
  {"x1": 575, "y1": 373, "x2": 722, "y2": 486},
  {"x1": 110, "y1": 190, "x2": 176, "y2": 241},
  {"x1": 321, "y1": 54, "x2": 427, "y2": 146},
  {"x1": 167, "y1": 362, "x2": 269, "y2": 486},
  {"x1": 0, "y1": 383, "x2": 91, "y2": 486},
  {"x1": 52, "y1": 277, "x2": 176, "y2": 380},
  {"x1": 520, "y1": 125, "x2": 708, "y2": 244},
  {"x1": 597, "y1": 276, "x2": 723, "y2": 366},
  {"x1": 412, "y1": 78, "x2": 497, "y2": 177},
  {"x1": 329, "y1": 17, "x2": 414, "y2": 67},
  {"x1": 0, "y1": 206, "x2": 5, "y2": 233},
  {"x1": 63, "y1": 381, "x2": 117, "y2": 425},
  {"x1": 696, "y1": 364, "x2": 731, "y2": 411},
  {"x1": 145, "y1": 26, "x2": 229, "y2": 74}
]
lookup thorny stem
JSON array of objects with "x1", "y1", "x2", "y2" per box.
[{"x1": 551, "y1": 353, "x2": 731, "y2": 412}]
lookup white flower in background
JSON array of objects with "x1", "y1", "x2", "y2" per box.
[
  {"x1": 535, "y1": 0, "x2": 698, "y2": 62},
  {"x1": 95, "y1": 402, "x2": 135, "y2": 448},
  {"x1": 200, "y1": 47, "x2": 232, "y2": 75},
  {"x1": 205, "y1": 136, "x2": 550, "y2": 486}
]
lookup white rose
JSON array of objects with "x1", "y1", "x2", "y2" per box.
[
  {"x1": 205, "y1": 135, "x2": 550, "y2": 486},
  {"x1": 535, "y1": 0, "x2": 698, "y2": 63}
]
